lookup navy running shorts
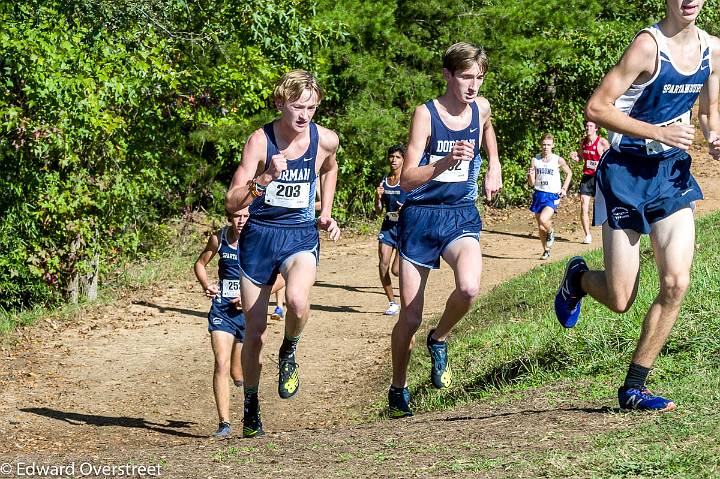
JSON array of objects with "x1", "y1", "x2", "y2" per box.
[
  {"x1": 208, "y1": 299, "x2": 245, "y2": 342},
  {"x1": 529, "y1": 190, "x2": 560, "y2": 214},
  {"x1": 398, "y1": 203, "x2": 482, "y2": 269},
  {"x1": 378, "y1": 219, "x2": 399, "y2": 248},
  {"x1": 239, "y1": 219, "x2": 319, "y2": 285},
  {"x1": 593, "y1": 149, "x2": 703, "y2": 234},
  {"x1": 579, "y1": 174, "x2": 596, "y2": 196}
]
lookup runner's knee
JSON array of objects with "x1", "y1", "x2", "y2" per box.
[
  {"x1": 456, "y1": 281, "x2": 480, "y2": 304},
  {"x1": 243, "y1": 328, "x2": 266, "y2": 350},
  {"x1": 285, "y1": 295, "x2": 309, "y2": 317},
  {"x1": 659, "y1": 273, "x2": 690, "y2": 304},
  {"x1": 214, "y1": 356, "x2": 231, "y2": 375},
  {"x1": 606, "y1": 291, "x2": 636, "y2": 313},
  {"x1": 398, "y1": 307, "x2": 422, "y2": 332}
]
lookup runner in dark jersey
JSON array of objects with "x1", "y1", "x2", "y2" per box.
[
  {"x1": 555, "y1": 1, "x2": 720, "y2": 412},
  {"x1": 225, "y1": 70, "x2": 341, "y2": 437},
  {"x1": 375, "y1": 144, "x2": 407, "y2": 315},
  {"x1": 194, "y1": 207, "x2": 284, "y2": 438},
  {"x1": 388, "y1": 42, "x2": 502, "y2": 418}
]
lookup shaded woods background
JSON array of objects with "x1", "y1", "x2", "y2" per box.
[{"x1": 2, "y1": 0, "x2": 718, "y2": 309}]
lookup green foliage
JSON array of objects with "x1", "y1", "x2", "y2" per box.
[
  {"x1": 3, "y1": 0, "x2": 720, "y2": 310},
  {"x1": 0, "y1": 0, "x2": 335, "y2": 310},
  {"x1": 1, "y1": 7, "x2": 176, "y2": 307}
]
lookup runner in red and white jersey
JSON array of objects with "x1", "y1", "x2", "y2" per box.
[{"x1": 570, "y1": 120, "x2": 609, "y2": 244}]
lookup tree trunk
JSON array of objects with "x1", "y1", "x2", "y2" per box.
[{"x1": 85, "y1": 252, "x2": 99, "y2": 302}]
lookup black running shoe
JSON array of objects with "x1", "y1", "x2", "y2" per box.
[
  {"x1": 278, "y1": 355, "x2": 300, "y2": 399},
  {"x1": 388, "y1": 386, "x2": 413, "y2": 418},
  {"x1": 242, "y1": 395, "x2": 264, "y2": 438}
]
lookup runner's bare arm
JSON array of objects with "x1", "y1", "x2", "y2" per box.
[
  {"x1": 559, "y1": 158, "x2": 572, "y2": 197},
  {"x1": 586, "y1": 32, "x2": 695, "y2": 150},
  {"x1": 598, "y1": 137, "x2": 610, "y2": 155},
  {"x1": 570, "y1": 142, "x2": 582, "y2": 163},
  {"x1": 225, "y1": 129, "x2": 268, "y2": 213},
  {"x1": 375, "y1": 181, "x2": 385, "y2": 213},
  {"x1": 699, "y1": 35, "x2": 720, "y2": 160},
  {"x1": 317, "y1": 128, "x2": 341, "y2": 241},
  {"x1": 400, "y1": 105, "x2": 474, "y2": 190},
  {"x1": 480, "y1": 99, "x2": 502, "y2": 199},
  {"x1": 526, "y1": 159, "x2": 535, "y2": 187},
  {"x1": 193, "y1": 231, "x2": 221, "y2": 297},
  {"x1": 317, "y1": 128, "x2": 340, "y2": 219}
]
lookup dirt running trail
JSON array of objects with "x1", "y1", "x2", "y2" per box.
[{"x1": 1, "y1": 149, "x2": 719, "y2": 477}]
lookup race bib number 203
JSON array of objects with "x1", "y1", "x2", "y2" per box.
[{"x1": 264, "y1": 182, "x2": 310, "y2": 208}]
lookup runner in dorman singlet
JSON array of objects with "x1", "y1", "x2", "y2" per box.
[
  {"x1": 224, "y1": 70, "x2": 341, "y2": 437},
  {"x1": 388, "y1": 42, "x2": 502, "y2": 418}
]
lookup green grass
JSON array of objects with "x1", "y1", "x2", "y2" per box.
[{"x1": 407, "y1": 211, "x2": 720, "y2": 477}]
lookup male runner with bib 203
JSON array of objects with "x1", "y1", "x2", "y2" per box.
[
  {"x1": 375, "y1": 144, "x2": 407, "y2": 316},
  {"x1": 527, "y1": 133, "x2": 572, "y2": 260},
  {"x1": 569, "y1": 120, "x2": 610, "y2": 244},
  {"x1": 388, "y1": 42, "x2": 502, "y2": 418},
  {"x1": 555, "y1": 0, "x2": 720, "y2": 412},
  {"x1": 225, "y1": 70, "x2": 341, "y2": 437}
]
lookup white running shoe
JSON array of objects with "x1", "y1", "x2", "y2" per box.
[
  {"x1": 581, "y1": 234, "x2": 592, "y2": 244},
  {"x1": 541, "y1": 249, "x2": 551, "y2": 260},
  {"x1": 546, "y1": 230, "x2": 555, "y2": 248},
  {"x1": 384, "y1": 302, "x2": 400, "y2": 315}
]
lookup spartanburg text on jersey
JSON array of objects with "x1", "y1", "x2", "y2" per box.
[{"x1": 609, "y1": 24, "x2": 712, "y2": 160}]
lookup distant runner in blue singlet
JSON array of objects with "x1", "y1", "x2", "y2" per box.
[
  {"x1": 225, "y1": 70, "x2": 341, "y2": 438},
  {"x1": 388, "y1": 42, "x2": 502, "y2": 419},
  {"x1": 375, "y1": 144, "x2": 407, "y2": 315},
  {"x1": 554, "y1": 3, "x2": 720, "y2": 413}
]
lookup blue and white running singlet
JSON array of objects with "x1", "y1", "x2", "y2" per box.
[
  {"x1": 610, "y1": 24, "x2": 712, "y2": 159},
  {"x1": 215, "y1": 226, "x2": 242, "y2": 303},
  {"x1": 405, "y1": 100, "x2": 482, "y2": 206},
  {"x1": 380, "y1": 176, "x2": 406, "y2": 221},
  {"x1": 249, "y1": 122, "x2": 319, "y2": 225}
]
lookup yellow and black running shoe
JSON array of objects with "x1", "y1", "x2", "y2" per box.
[
  {"x1": 427, "y1": 329, "x2": 452, "y2": 389},
  {"x1": 278, "y1": 356, "x2": 300, "y2": 399},
  {"x1": 242, "y1": 394, "x2": 264, "y2": 438}
]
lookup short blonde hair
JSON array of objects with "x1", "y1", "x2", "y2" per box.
[
  {"x1": 541, "y1": 133, "x2": 554, "y2": 143},
  {"x1": 273, "y1": 69, "x2": 325, "y2": 105},
  {"x1": 443, "y1": 42, "x2": 488, "y2": 75}
]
